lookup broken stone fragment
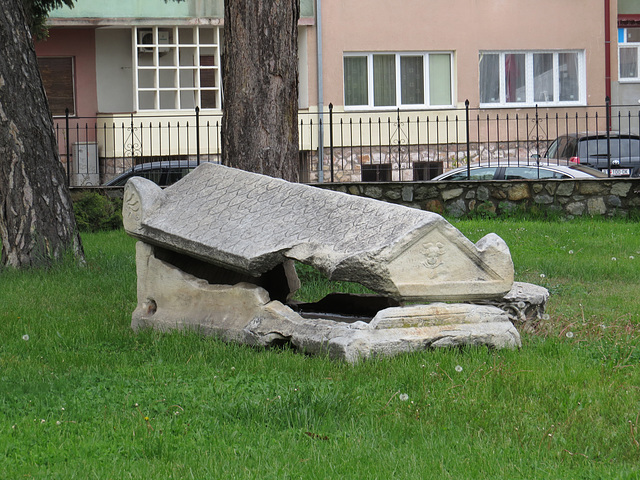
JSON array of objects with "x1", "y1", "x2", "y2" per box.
[{"x1": 477, "y1": 281, "x2": 550, "y2": 331}]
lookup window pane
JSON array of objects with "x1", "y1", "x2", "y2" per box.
[
  {"x1": 479, "y1": 53, "x2": 500, "y2": 103},
  {"x1": 447, "y1": 167, "x2": 497, "y2": 180},
  {"x1": 627, "y1": 28, "x2": 640, "y2": 42},
  {"x1": 373, "y1": 54, "x2": 396, "y2": 107},
  {"x1": 344, "y1": 56, "x2": 368, "y2": 106},
  {"x1": 400, "y1": 56, "x2": 424, "y2": 105},
  {"x1": 136, "y1": 26, "x2": 221, "y2": 111},
  {"x1": 429, "y1": 54, "x2": 451, "y2": 106},
  {"x1": 559, "y1": 52, "x2": 579, "y2": 101},
  {"x1": 533, "y1": 53, "x2": 553, "y2": 102},
  {"x1": 505, "y1": 53, "x2": 525, "y2": 103},
  {"x1": 620, "y1": 47, "x2": 638, "y2": 78}
]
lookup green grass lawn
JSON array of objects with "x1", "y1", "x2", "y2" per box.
[{"x1": 1, "y1": 219, "x2": 639, "y2": 479}]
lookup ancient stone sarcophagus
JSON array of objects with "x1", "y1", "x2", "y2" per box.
[{"x1": 123, "y1": 163, "x2": 547, "y2": 361}]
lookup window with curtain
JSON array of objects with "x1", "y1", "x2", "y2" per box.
[
  {"x1": 479, "y1": 50, "x2": 585, "y2": 106},
  {"x1": 373, "y1": 54, "x2": 396, "y2": 107},
  {"x1": 619, "y1": 28, "x2": 640, "y2": 81},
  {"x1": 344, "y1": 56, "x2": 368, "y2": 106},
  {"x1": 343, "y1": 52, "x2": 453, "y2": 108}
]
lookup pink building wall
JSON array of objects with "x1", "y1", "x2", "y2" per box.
[
  {"x1": 315, "y1": 0, "x2": 613, "y2": 109},
  {"x1": 35, "y1": 28, "x2": 98, "y2": 118}
]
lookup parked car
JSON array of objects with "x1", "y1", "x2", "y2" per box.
[
  {"x1": 431, "y1": 163, "x2": 607, "y2": 181},
  {"x1": 105, "y1": 160, "x2": 213, "y2": 187},
  {"x1": 540, "y1": 132, "x2": 640, "y2": 177}
]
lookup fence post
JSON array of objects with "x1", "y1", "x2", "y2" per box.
[
  {"x1": 329, "y1": 102, "x2": 334, "y2": 183},
  {"x1": 130, "y1": 113, "x2": 135, "y2": 160},
  {"x1": 397, "y1": 108, "x2": 402, "y2": 181},
  {"x1": 535, "y1": 104, "x2": 540, "y2": 158},
  {"x1": 465, "y1": 100, "x2": 470, "y2": 179},
  {"x1": 195, "y1": 106, "x2": 200, "y2": 165},
  {"x1": 606, "y1": 96, "x2": 611, "y2": 177},
  {"x1": 65, "y1": 108, "x2": 70, "y2": 186}
]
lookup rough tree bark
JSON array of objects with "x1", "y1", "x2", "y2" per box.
[
  {"x1": 222, "y1": 0, "x2": 300, "y2": 182},
  {"x1": 0, "y1": 0, "x2": 84, "y2": 268}
]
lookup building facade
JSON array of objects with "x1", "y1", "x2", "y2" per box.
[{"x1": 36, "y1": 0, "x2": 632, "y2": 184}]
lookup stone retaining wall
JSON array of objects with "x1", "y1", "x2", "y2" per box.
[
  {"x1": 314, "y1": 178, "x2": 640, "y2": 218},
  {"x1": 73, "y1": 178, "x2": 640, "y2": 219}
]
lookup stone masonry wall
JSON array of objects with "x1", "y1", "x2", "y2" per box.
[
  {"x1": 75, "y1": 178, "x2": 640, "y2": 220},
  {"x1": 314, "y1": 178, "x2": 640, "y2": 219}
]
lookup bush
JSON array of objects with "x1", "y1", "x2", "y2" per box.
[{"x1": 73, "y1": 192, "x2": 122, "y2": 232}]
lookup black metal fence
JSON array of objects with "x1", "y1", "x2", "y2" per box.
[{"x1": 55, "y1": 100, "x2": 640, "y2": 186}]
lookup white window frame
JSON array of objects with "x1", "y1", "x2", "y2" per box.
[
  {"x1": 343, "y1": 52, "x2": 455, "y2": 110},
  {"x1": 133, "y1": 26, "x2": 223, "y2": 112},
  {"x1": 619, "y1": 27, "x2": 640, "y2": 83},
  {"x1": 479, "y1": 50, "x2": 586, "y2": 108}
]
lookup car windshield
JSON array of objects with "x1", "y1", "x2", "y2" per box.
[{"x1": 577, "y1": 137, "x2": 640, "y2": 158}]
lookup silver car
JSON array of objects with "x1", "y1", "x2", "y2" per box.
[{"x1": 431, "y1": 163, "x2": 607, "y2": 181}]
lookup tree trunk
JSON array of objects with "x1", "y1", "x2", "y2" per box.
[
  {"x1": 222, "y1": 0, "x2": 300, "y2": 182},
  {"x1": 0, "y1": 0, "x2": 84, "y2": 268}
]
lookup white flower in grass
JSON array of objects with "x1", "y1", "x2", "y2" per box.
[
  {"x1": 566, "y1": 331, "x2": 574, "y2": 338},
  {"x1": 612, "y1": 257, "x2": 617, "y2": 261},
  {"x1": 455, "y1": 365, "x2": 463, "y2": 373},
  {"x1": 630, "y1": 256, "x2": 635, "y2": 260},
  {"x1": 540, "y1": 274, "x2": 546, "y2": 279},
  {"x1": 399, "y1": 393, "x2": 409, "y2": 401},
  {"x1": 22, "y1": 334, "x2": 29, "y2": 341},
  {"x1": 568, "y1": 250, "x2": 574, "y2": 255}
]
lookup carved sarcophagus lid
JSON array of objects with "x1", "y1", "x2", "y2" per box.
[{"x1": 123, "y1": 163, "x2": 514, "y2": 302}]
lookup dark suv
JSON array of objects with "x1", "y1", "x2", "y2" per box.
[
  {"x1": 105, "y1": 160, "x2": 210, "y2": 187},
  {"x1": 542, "y1": 132, "x2": 640, "y2": 177}
]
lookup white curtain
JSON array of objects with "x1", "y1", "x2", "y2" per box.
[
  {"x1": 400, "y1": 56, "x2": 424, "y2": 105},
  {"x1": 620, "y1": 47, "x2": 638, "y2": 79},
  {"x1": 559, "y1": 52, "x2": 579, "y2": 102},
  {"x1": 479, "y1": 53, "x2": 500, "y2": 104},
  {"x1": 533, "y1": 53, "x2": 553, "y2": 102},
  {"x1": 373, "y1": 54, "x2": 396, "y2": 106},
  {"x1": 344, "y1": 56, "x2": 368, "y2": 106}
]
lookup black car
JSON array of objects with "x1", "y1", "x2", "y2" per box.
[
  {"x1": 105, "y1": 160, "x2": 213, "y2": 186},
  {"x1": 541, "y1": 132, "x2": 640, "y2": 177}
]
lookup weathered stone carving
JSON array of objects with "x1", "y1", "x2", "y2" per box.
[{"x1": 123, "y1": 163, "x2": 545, "y2": 361}]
